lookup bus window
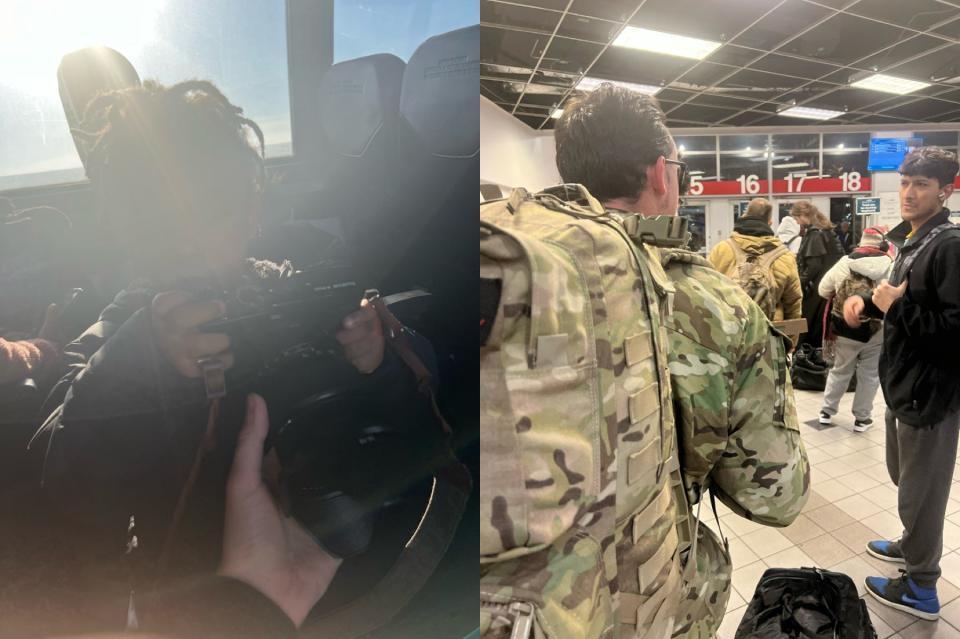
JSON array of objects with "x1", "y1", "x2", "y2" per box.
[
  {"x1": 0, "y1": 0, "x2": 290, "y2": 192},
  {"x1": 334, "y1": 0, "x2": 478, "y2": 62}
]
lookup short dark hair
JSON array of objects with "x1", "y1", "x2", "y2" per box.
[
  {"x1": 899, "y1": 146, "x2": 959, "y2": 187},
  {"x1": 554, "y1": 84, "x2": 673, "y2": 201}
]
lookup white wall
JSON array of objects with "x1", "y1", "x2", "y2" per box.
[{"x1": 480, "y1": 96, "x2": 560, "y2": 192}]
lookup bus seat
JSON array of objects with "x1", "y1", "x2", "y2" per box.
[
  {"x1": 317, "y1": 53, "x2": 405, "y2": 269},
  {"x1": 57, "y1": 46, "x2": 141, "y2": 175}
]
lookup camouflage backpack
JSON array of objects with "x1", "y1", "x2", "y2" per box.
[
  {"x1": 480, "y1": 185, "x2": 686, "y2": 639},
  {"x1": 830, "y1": 270, "x2": 881, "y2": 335},
  {"x1": 724, "y1": 240, "x2": 789, "y2": 321}
]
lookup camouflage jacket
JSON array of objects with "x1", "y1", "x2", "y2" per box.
[
  {"x1": 659, "y1": 247, "x2": 809, "y2": 639},
  {"x1": 659, "y1": 247, "x2": 809, "y2": 523}
]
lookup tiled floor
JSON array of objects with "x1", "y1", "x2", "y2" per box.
[{"x1": 712, "y1": 388, "x2": 960, "y2": 639}]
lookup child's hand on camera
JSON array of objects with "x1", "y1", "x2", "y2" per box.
[
  {"x1": 150, "y1": 291, "x2": 233, "y2": 378},
  {"x1": 336, "y1": 298, "x2": 385, "y2": 374}
]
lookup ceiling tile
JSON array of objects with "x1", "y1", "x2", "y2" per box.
[
  {"x1": 539, "y1": 37, "x2": 606, "y2": 73},
  {"x1": 667, "y1": 103, "x2": 745, "y2": 122},
  {"x1": 930, "y1": 16, "x2": 960, "y2": 40},
  {"x1": 732, "y1": 0, "x2": 835, "y2": 51},
  {"x1": 779, "y1": 12, "x2": 905, "y2": 65},
  {"x1": 857, "y1": 35, "x2": 944, "y2": 74},
  {"x1": 748, "y1": 53, "x2": 840, "y2": 80},
  {"x1": 877, "y1": 98, "x2": 960, "y2": 121},
  {"x1": 591, "y1": 47, "x2": 700, "y2": 86},
  {"x1": 845, "y1": 0, "x2": 960, "y2": 31},
  {"x1": 629, "y1": 0, "x2": 782, "y2": 43},
  {"x1": 884, "y1": 45, "x2": 960, "y2": 85},
  {"x1": 656, "y1": 87, "x2": 699, "y2": 102},
  {"x1": 688, "y1": 93, "x2": 764, "y2": 111},
  {"x1": 676, "y1": 61, "x2": 741, "y2": 87},
  {"x1": 485, "y1": 0, "x2": 570, "y2": 12},
  {"x1": 482, "y1": 2, "x2": 563, "y2": 34},
  {"x1": 708, "y1": 44, "x2": 764, "y2": 68},
  {"x1": 808, "y1": 87, "x2": 902, "y2": 111},
  {"x1": 570, "y1": 0, "x2": 638, "y2": 22},
  {"x1": 558, "y1": 12, "x2": 620, "y2": 41}
]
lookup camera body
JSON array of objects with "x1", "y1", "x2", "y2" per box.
[{"x1": 199, "y1": 261, "x2": 438, "y2": 559}]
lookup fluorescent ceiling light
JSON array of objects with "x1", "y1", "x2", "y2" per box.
[
  {"x1": 613, "y1": 26, "x2": 721, "y2": 60},
  {"x1": 551, "y1": 108, "x2": 563, "y2": 119},
  {"x1": 779, "y1": 106, "x2": 844, "y2": 120},
  {"x1": 773, "y1": 162, "x2": 810, "y2": 169},
  {"x1": 850, "y1": 73, "x2": 930, "y2": 95},
  {"x1": 576, "y1": 76, "x2": 661, "y2": 95}
]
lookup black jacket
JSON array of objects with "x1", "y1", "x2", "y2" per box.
[
  {"x1": 797, "y1": 227, "x2": 845, "y2": 293},
  {"x1": 29, "y1": 271, "x2": 437, "y2": 635},
  {"x1": 860, "y1": 210, "x2": 960, "y2": 425},
  {"x1": 733, "y1": 217, "x2": 775, "y2": 237}
]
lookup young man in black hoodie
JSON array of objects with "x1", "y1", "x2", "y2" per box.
[{"x1": 842, "y1": 147, "x2": 960, "y2": 620}]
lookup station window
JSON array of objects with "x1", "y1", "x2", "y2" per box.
[
  {"x1": 334, "y1": 0, "x2": 479, "y2": 63},
  {"x1": 771, "y1": 133, "x2": 819, "y2": 150},
  {"x1": 718, "y1": 151, "x2": 768, "y2": 182},
  {"x1": 0, "y1": 0, "x2": 291, "y2": 192},
  {"x1": 684, "y1": 155, "x2": 719, "y2": 182},
  {"x1": 772, "y1": 152, "x2": 819, "y2": 181},
  {"x1": 823, "y1": 132, "x2": 870, "y2": 150},
  {"x1": 674, "y1": 135, "x2": 716, "y2": 154},
  {"x1": 719, "y1": 134, "x2": 768, "y2": 153},
  {"x1": 822, "y1": 149, "x2": 868, "y2": 178},
  {"x1": 914, "y1": 131, "x2": 959, "y2": 148}
]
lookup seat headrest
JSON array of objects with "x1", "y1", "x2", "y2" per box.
[
  {"x1": 400, "y1": 25, "x2": 479, "y2": 159},
  {"x1": 58, "y1": 46, "x2": 141, "y2": 171},
  {"x1": 319, "y1": 53, "x2": 405, "y2": 159}
]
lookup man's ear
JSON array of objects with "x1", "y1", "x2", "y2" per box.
[
  {"x1": 647, "y1": 156, "x2": 667, "y2": 195},
  {"x1": 942, "y1": 183, "x2": 955, "y2": 203}
]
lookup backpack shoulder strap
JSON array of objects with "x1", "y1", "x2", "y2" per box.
[
  {"x1": 726, "y1": 238, "x2": 748, "y2": 263},
  {"x1": 758, "y1": 245, "x2": 790, "y2": 270}
]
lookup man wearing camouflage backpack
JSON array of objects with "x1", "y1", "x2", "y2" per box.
[{"x1": 480, "y1": 85, "x2": 809, "y2": 639}]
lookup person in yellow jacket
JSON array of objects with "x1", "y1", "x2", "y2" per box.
[{"x1": 708, "y1": 198, "x2": 803, "y2": 320}]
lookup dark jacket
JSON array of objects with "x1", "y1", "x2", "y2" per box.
[
  {"x1": 29, "y1": 266, "x2": 437, "y2": 635},
  {"x1": 797, "y1": 227, "x2": 845, "y2": 346},
  {"x1": 860, "y1": 210, "x2": 960, "y2": 425}
]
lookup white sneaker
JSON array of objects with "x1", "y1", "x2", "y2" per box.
[
  {"x1": 819, "y1": 411, "x2": 832, "y2": 425},
  {"x1": 854, "y1": 418, "x2": 873, "y2": 432}
]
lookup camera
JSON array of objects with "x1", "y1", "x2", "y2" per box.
[{"x1": 198, "y1": 261, "x2": 442, "y2": 560}]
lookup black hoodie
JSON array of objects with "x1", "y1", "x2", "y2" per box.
[{"x1": 860, "y1": 209, "x2": 960, "y2": 425}]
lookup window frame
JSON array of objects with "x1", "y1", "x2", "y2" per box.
[{"x1": 0, "y1": 0, "x2": 331, "y2": 199}]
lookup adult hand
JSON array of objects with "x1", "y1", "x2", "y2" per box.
[
  {"x1": 150, "y1": 291, "x2": 233, "y2": 378},
  {"x1": 872, "y1": 280, "x2": 907, "y2": 314},
  {"x1": 336, "y1": 298, "x2": 385, "y2": 374},
  {"x1": 843, "y1": 296, "x2": 865, "y2": 328},
  {"x1": 220, "y1": 393, "x2": 341, "y2": 627}
]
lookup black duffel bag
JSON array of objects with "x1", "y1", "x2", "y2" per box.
[
  {"x1": 790, "y1": 345, "x2": 857, "y2": 393},
  {"x1": 735, "y1": 567, "x2": 877, "y2": 639}
]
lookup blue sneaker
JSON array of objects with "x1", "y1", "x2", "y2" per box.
[
  {"x1": 866, "y1": 539, "x2": 906, "y2": 564},
  {"x1": 865, "y1": 572, "x2": 939, "y2": 620}
]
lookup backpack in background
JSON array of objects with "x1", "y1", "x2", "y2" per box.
[
  {"x1": 725, "y1": 239, "x2": 789, "y2": 320},
  {"x1": 830, "y1": 271, "x2": 881, "y2": 338}
]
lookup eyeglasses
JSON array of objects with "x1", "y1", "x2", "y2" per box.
[{"x1": 665, "y1": 158, "x2": 687, "y2": 191}]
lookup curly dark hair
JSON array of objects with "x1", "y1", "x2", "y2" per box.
[
  {"x1": 899, "y1": 146, "x2": 960, "y2": 187},
  {"x1": 554, "y1": 83, "x2": 673, "y2": 201},
  {"x1": 74, "y1": 79, "x2": 266, "y2": 230}
]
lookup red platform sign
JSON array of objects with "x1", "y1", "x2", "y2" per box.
[{"x1": 689, "y1": 172, "x2": 871, "y2": 197}]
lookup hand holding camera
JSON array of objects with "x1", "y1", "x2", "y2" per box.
[{"x1": 150, "y1": 291, "x2": 234, "y2": 378}]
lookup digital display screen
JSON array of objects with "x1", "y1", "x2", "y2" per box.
[{"x1": 868, "y1": 138, "x2": 910, "y2": 171}]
